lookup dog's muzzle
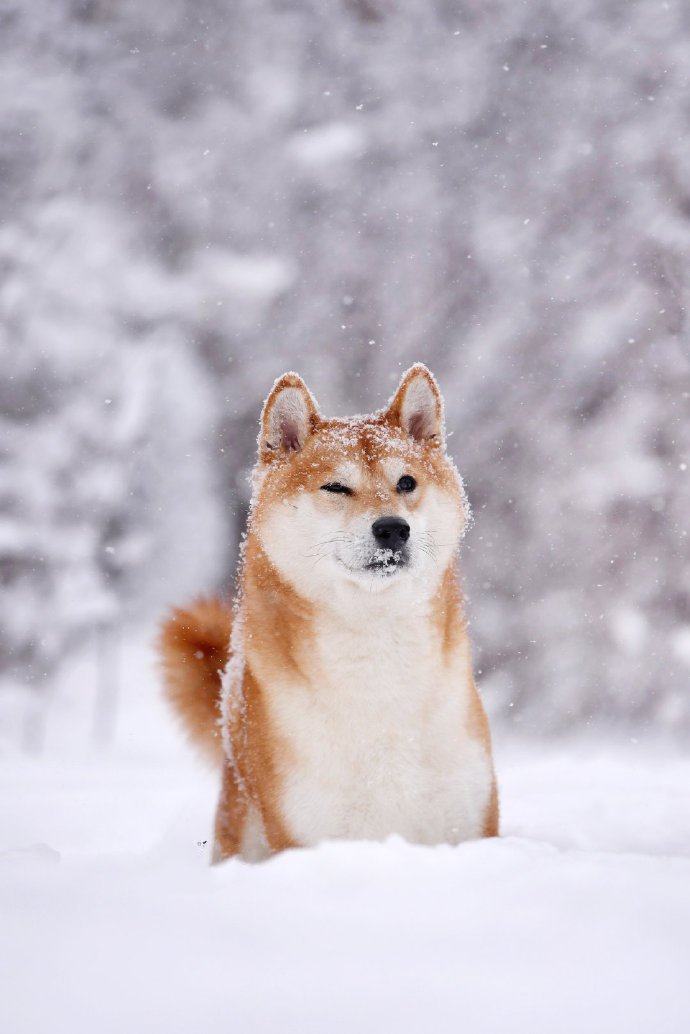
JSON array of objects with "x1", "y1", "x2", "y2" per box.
[{"x1": 366, "y1": 517, "x2": 411, "y2": 571}]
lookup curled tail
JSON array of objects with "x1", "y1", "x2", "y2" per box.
[{"x1": 158, "y1": 596, "x2": 232, "y2": 765}]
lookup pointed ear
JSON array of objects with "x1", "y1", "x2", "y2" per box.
[
  {"x1": 385, "y1": 364, "x2": 445, "y2": 447},
  {"x1": 259, "y1": 372, "x2": 320, "y2": 460}
]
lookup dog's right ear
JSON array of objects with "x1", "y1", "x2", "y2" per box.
[
  {"x1": 259, "y1": 373, "x2": 320, "y2": 461},
  {"x1": 384, "y1": 363, "x2": 445, "y2": 448}
]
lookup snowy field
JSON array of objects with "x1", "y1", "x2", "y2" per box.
[{"x1": 1, "y1": 633, "x2": 689, "y2": 1034}]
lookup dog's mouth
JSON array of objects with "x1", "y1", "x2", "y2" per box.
[
  {"x1": 333, "y1": 544, "x2": 412, "y2": 581},
  {"x1": 363, "y1": 547, "x2": 410, "y2": 574}
]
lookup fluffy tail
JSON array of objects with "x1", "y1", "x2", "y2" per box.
[{"x1": 158, "y1": 596, "x2": 232, "y2": 765}]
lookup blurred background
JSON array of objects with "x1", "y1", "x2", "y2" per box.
[{"x1": 1, "y1": 0, "x2": 688, "y2": 750}]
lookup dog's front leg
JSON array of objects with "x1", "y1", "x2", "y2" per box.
[{"x1": 211, "y1": 762, "x2": 245, "y2": 864}]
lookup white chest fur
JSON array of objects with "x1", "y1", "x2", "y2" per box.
[{"x1": 263, "y1": 604, "x2": 493, "y2": 849}]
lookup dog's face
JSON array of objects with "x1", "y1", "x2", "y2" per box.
[{"x1": 250, "y1": 365, "x2": 469, "y2": 602}]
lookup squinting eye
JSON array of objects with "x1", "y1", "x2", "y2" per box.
[
  {"x1": 320, "y1": 482, "x2": 352, "y2": 496},
  {"x1": 397, "y1": 475, "x2": 417, "y2": 493}
]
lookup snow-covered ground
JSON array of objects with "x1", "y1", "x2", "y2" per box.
[{"x1": 1, "y1": 634, "x2": 689, "y2": 1034}]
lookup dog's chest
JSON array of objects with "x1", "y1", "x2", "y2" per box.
[{"x1": 267, "y1": 621, "x2": 492, "y2": 847}]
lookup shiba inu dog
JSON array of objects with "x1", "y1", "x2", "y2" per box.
[{"x1": 160, "y1": 364, "x2": 498, "y2": 862}]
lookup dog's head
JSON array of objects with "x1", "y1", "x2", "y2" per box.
[{"x1": 250, "y1": 364, "x2": 469, "y2": 601}]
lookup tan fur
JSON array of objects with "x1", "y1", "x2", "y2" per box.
[
  {"x1": 158, "y1": 597, "x2": 231, "y2": 766},
  {"x1": 159, "y1": 366, "x2": 498, "y2": 861}
]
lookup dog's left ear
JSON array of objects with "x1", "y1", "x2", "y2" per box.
[
  {"x1": 384, "y1": 364, "x2": 445, "y2": 447},
  {"x1": 259, "y1": 372, "x2": 320, "y2": 460}
]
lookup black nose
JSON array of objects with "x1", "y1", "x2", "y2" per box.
[{"x1": 372, "y1": 516, "x2": 410, "y2": 550}]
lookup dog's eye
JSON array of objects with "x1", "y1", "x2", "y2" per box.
[
  {"x1": 320, "y1": 482, "x2": 352, "y2": 496},
  {"x1": 397, "y1": 475, "x2": 417, "y2": 493}
]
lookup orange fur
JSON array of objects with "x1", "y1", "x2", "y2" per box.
[{"x1": 158, "y1": 597, "x2": 232, "y2": 766}]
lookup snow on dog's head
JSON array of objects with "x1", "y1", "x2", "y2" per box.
[{"x1": 249, "y1": 365, "x2": 470, "y2": 602}]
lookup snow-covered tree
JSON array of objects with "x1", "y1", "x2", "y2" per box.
[{"x1": 1, "y1": 0, "x2": 688, "y2": 733}]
